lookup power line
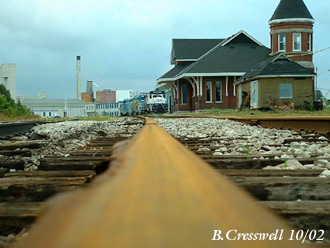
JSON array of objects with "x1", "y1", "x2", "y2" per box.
[{"x1": 287, "y1": 47, "x2": 330, "y2": 57}]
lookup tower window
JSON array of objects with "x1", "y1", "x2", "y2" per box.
[
  {"x1": 293, "y1": 33, "x2": 301, "y2": 51},
  {"x1": 308, "y1": 33, "x2": 312, "y2": 51},
  {"x1": 278, "y1": 33, "x2": 286, "y2": 51}
]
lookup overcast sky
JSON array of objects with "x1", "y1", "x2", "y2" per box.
[{"x1": 0, "y1": 0, "x2": 329, "y2": 99}]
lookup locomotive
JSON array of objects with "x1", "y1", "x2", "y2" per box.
[{"x1": 120, "y1": 91, "x2": 168, "y2": 116}]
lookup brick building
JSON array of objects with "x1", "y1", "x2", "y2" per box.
[{"x1": 157, "y1": 0, "x2": 315, "y2": 111}]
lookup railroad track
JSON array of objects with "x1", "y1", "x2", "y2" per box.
[
  {"x1": 1, "y1": 117, "x2": 329, "y2": 247},
  {"x1": 0, "y1": 119, "x2": 144, "y2": 247}
]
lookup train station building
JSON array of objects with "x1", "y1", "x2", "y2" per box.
[{"x1": 157, "y1": 0, "x2": 316, "y2": 111}]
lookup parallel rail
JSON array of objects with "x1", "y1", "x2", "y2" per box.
[
  {"x1": 161, "y1": 116, "x2": 330, "y2": 137},
  {"x1": 0, "y1": 122, "x2": 45, "y2": 139},
  {"x1": 226, "y1": 117, "x2": 330, "y2": 137},
  {"x1": 11, "y1": 119, "x2": 309, "y2": 248}
]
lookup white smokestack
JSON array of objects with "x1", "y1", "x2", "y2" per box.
[{"x1": 76, "y1": 56, "x2": 81, "y2": 100}]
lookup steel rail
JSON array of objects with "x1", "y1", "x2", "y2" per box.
[
  {"x1": 159, "y1": 115, "x2": 330, "y2": 136},
  {"x1": 222, "y1": 116, "x2": 330, "y2": 136},
  {"x1": 11, "y1": 119, "x2": 309, "y2": 248},
  {"x1": 0, "y1": 121, "x2": 52, "y2": 138}
]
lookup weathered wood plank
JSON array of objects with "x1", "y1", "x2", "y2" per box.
[
  {"x1": 231, "y1": 177, "x2": 330, "y2": 201},
  {"x1": 0, "y1": 177, "x2": 88, "y2": 202},
  {"x1": 262, "y1": 201, "x2": 330, "y2": 240},
  {"x1": 207, "y1": 158, "x2": 317, "y2": 169},
  {"x1": 4, "y1": 170, "x2": 96, "y2": 178},
  {"x1": 0, "y1": 142, "x2": 44, "y2": 151},
  {"x1": 219, "y1": 169, "x2": 323, "y2": 177},
  {"x1": 0, "y1": 162, "x2": 24, "y2": 171},
  {"x1": 0, "y1": 202, "x2": 43, "y2": 236},
  {"x1": 38, "y1": 161, "x2": 103, "y2": 171},
  {"x1": 0, "y1": 150, "x2": 31, "y2": 157}
]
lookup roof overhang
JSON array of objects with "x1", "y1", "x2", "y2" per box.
[
  {"x1": 156, "y1": 83, "x2": 170, "y2": 90},
  {"x1": 234, "y1": 74, "x2": 315, "y2": 86},
  {"x1": 177, "y1": 72, "x2": 245, "y2": 79},
  {"x1": 175, "y1": 59, "x2": 198, "y2": 62},
  {"x1": 269, "y1": 18, "x2": 315, "y2": 25},
  {"x1": 156, "y1": 78, "x2": 175, "y2": 84}
]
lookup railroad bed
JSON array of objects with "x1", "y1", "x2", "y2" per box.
[
  {"x1": 0, "y1": 118, "x2": 144, "y2": 247},
  {"x1": 1, "y1": 117, "x2": 330, "y2": 247}
]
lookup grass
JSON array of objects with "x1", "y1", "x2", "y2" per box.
[{"x1": 168, "y1": 107, "x2": 330, "y2": 118}]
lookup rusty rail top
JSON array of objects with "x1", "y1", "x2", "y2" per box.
[{"x1": 12, "y1": 118, "x2": 309, "y2": 248}]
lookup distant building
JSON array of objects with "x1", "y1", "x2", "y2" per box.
[
  {"x1": 81, "y1": 93, "x2": 93, "y2": 103},
  {"x1": 0, "y1": 64, "x2": 16, "y2": 100},
  {"x1": 17, "y1": 92, "x2": 46, "y2": 101},
  {"x1": 21, "y1": 99, "x2": 88, "y2": 118},
  {"x1": 81, "y1": 80, "x2": 94, "y2": 103},
  {"x1": 94, "y1": 89, "x2": 132, "y2": 103},
  {"x1": 95, "y1": 89, "x2": 116, "y2": 103},
  {"x1": 85, "y1": 102, "x2": 121, "y2": 117}
]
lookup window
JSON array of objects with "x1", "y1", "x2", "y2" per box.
[
  {"x1": 278, "y1": 33, "x2": 286, "y2": 51},
  {"x1": 216, "y1": 81, "x2": 222, "y2": 102},
  {"x1": 308, "y1": 33, "x2": 312, "y2": 51},
  {"x1": 279, "y1": 83, "x2": 293, "y2": 98},
  {"x1": 206, "y1": 81, "x2": 212, "y2": 102},
  {"x1": 181, "y1": 84, "x2": 187, "y2": 104},
  {"x1": 293, "y1": 33, "x2": 301, "y2": 51},
  {"x1": 270, "y1": 34, "x2": 273, "y2": 53}
]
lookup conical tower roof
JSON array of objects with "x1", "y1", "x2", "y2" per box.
[{"x1": 269, "y1": 0, "x2": 314, "y2": 23}]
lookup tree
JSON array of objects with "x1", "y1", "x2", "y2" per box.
[
  {"x1": 316, "y1": 90, "x2": 324, "y2": 101},
  {"x1": 0, "y1": 84, "x2": 31, "y2": 116}
]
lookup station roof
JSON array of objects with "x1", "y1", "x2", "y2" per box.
[
  {"x1": 235, "y1": 53, "x2": 316, "y2": 85},
  {"x1": 171, "y1": 39, "x2": 224, "y2": 63}
]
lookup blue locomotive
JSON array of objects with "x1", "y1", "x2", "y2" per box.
[{"x1": 120, "y1": 91, "x2": 168, "y2": 116}]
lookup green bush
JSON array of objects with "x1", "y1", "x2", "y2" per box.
[{"x1": 0, "y1": 84, "x2": 31, "y2": 116}]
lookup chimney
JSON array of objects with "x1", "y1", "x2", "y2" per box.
[
  {"x1": 86, "y1": 80, "x2": 93, "y2": 94},
  {"x1": 77, "y1": 56, "x2": 81, "y2": 100}
]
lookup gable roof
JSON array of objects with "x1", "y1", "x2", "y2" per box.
[
  {"x1": 177, "y1": 45, "x2": 270, "y2": 76},
  {"x1": 176, "y1": 31, "x2": 270, "y2": 77},
  {"x1": 235, "y1": 53, "x2": 316, "y2": 85},
  {"x1": 171, "y1": 39, "x2": 224, "y2": 64},
  {"x1": 221, "y1": 30, "x2": 264, "y2": 47},
  {"x1": 157, "y1": 31, "x2": 270, "y2": 83},
  {"x1": 269, "y1": 0, "x2": 314, "y2": 24}
]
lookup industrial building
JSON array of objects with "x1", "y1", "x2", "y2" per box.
[
  {"x1": 85, "y1": 102, "x2": 121, "y2": 116},
  {"x1": 0, "y1": 64, "x2": 16, "y2": 101},
  {"x1": 157, "y1": 0, "x2": 316, "y2": 111},
  {"x1": 21, "y1": 99, "x2": 88, "y2": 118}
]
